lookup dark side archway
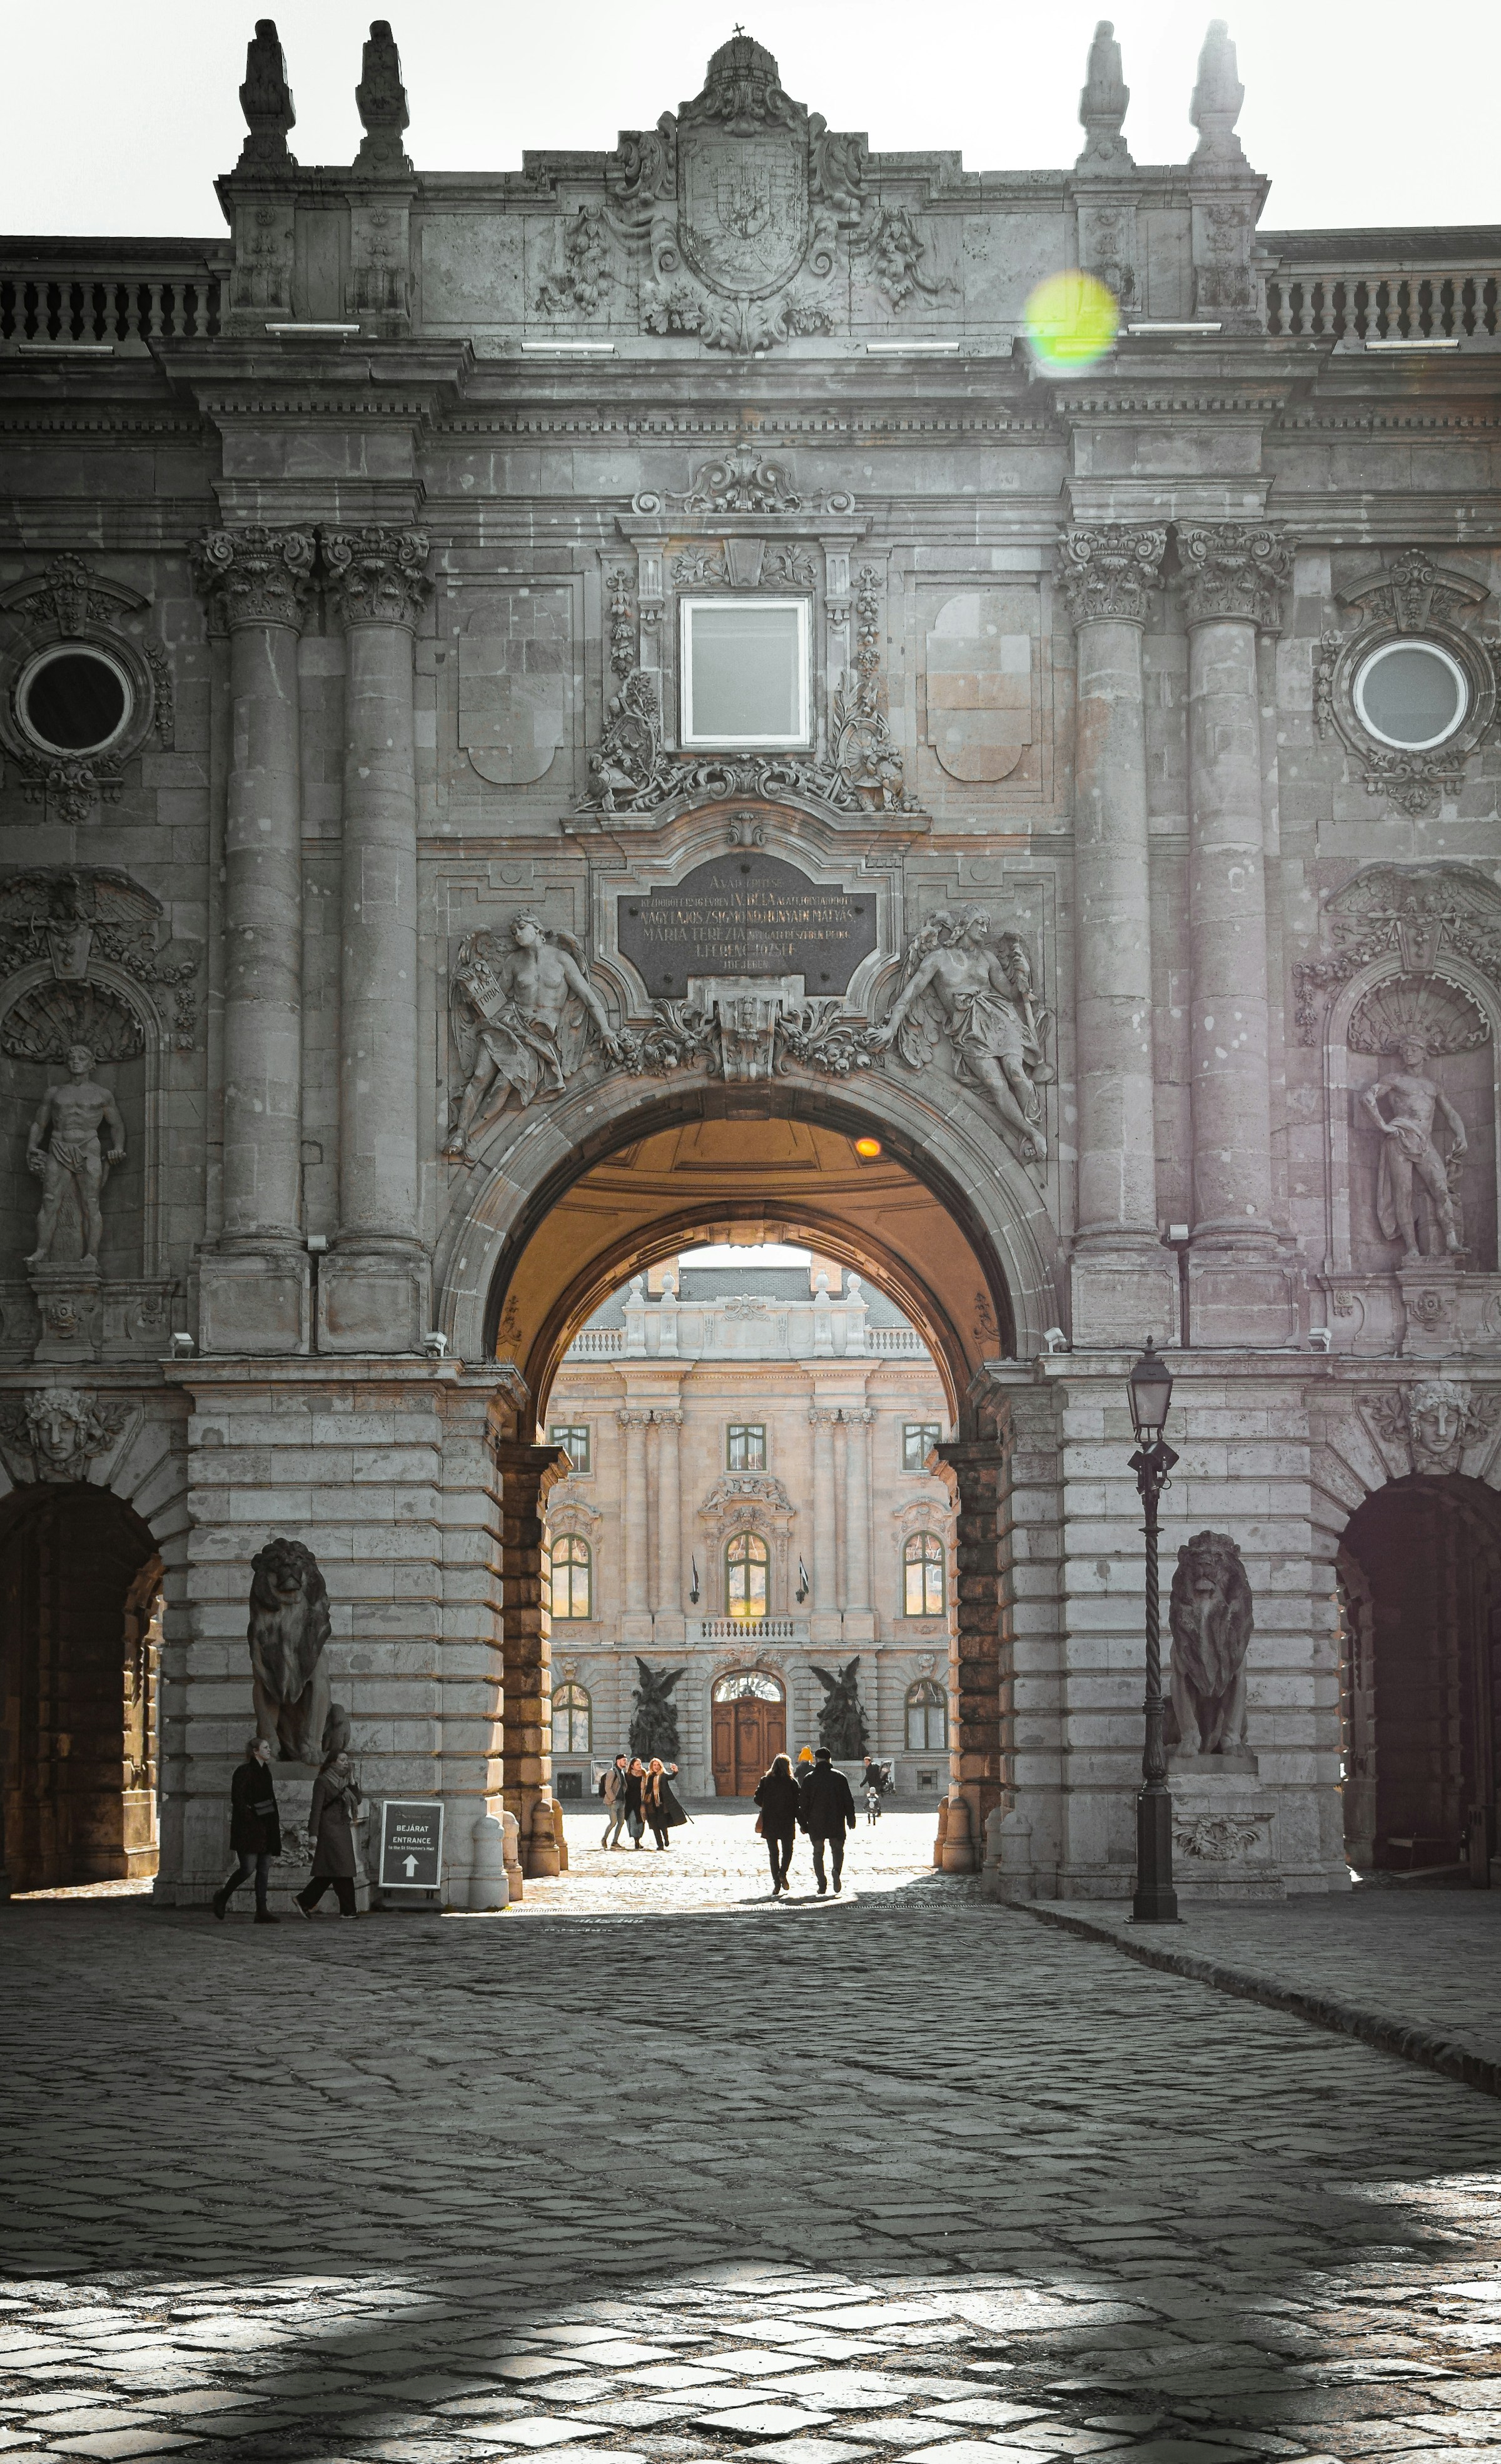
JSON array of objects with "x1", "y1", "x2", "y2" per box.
[
  {"x1": 0, "y1": 1484, "x2": 162, "y2": 1893},
  {"x1": 1338, "y1": 1474, "x2": 1501, "y2": 1879}
]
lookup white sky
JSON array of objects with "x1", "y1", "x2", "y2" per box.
[{"x1": 4, "y1": 1, "x2": 1497, "y2": 239}]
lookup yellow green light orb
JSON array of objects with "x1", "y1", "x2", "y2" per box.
[{"x1": 1024, "y1": 271, "x2": 1120, "y2": 374}]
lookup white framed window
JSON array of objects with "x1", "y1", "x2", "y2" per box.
[
  {"x1": 1353, "y1": 639, "x2": 1468, "y2": 752},
  {"x1": 679, "y1": 596, "x2": 811, "y2": 750}
]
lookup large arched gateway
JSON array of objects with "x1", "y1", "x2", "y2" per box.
[{"x1": 9, "y1": 19, "x2": 1497, "y2": 1910}]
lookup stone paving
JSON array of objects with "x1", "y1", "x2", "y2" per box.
[{"x1": 8, "y1": 1811, "x2": 1501, "y2": 2464}]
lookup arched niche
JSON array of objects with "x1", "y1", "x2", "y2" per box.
[{"x1": 1323, "y1": 948, "x2": 1501, "y2": 1276}]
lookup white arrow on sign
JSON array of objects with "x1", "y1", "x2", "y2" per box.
[{"x1": 402, "y1": 1854, "x2": 419, "y2": 1877}]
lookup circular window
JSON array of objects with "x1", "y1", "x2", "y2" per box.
[
  {"x1": 1353, "y1": 639, "x2": 1468, "y2": 751},
  {"x1": 18, "y1": 646, "x2": 131, "y2": 756}
]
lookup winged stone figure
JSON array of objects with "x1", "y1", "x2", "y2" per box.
[
  {"x1": 629, "y1": 1656, "x2": 686, "y2": 1762},
  {"x1": 443, "y1": 913, "x2": 623, "y2": 1160},
  {"x1": 812, "y1": 1656, "x2": 869, "y2": 1759},
  {"x1": 870, "y1": 905, "x2": 1053, "y2": 1166}
]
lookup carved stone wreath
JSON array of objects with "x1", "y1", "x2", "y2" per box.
[
  {"x1": 1312, "y1": 552, "x2": 1498, "y2": 816},
  {"x1": 0, "y1": 556, "x2": 175, "y2": 826},
  {"x1": 1173, "y1": 1815, "x2": 1265, "y2": 1862}
]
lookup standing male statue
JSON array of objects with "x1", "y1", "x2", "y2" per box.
[
  {"x1": 444, "y1": 913, "x2": 623, "y2": 1160},
  {"x1": 1360, "y1": 1032, "x2": 1467, "y2": 1266},
  {"x1": 26, "y1": 1043, "x2": 126, "y2": 1269},
  {"x1": 870, "y1": 905, "x2": 1048, "y2": 1164}
]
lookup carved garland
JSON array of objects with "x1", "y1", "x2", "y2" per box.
[
  {"x1": 0, "y1": 555, "x2": 176, "y2": 827},
  {"x1": 1311, "y1": 550, "x2": 1498, "y2": 817}
]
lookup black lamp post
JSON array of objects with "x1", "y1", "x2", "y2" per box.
[{"x1": 1128, "y1": 1336, "x2": 1180, "y2": 1923}]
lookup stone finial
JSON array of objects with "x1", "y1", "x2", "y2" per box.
[
  {"x1": 1076, "y1": 20, "x2": 1132, "y2": 170},
  {"x1": 355, "y1": 18, "x2": 412, "y2": 175},
  {"x1": 1190, "y1": 18, "x2": 1247, "y2": 166},
  {"x1": 238, "y1": 19, "x2": 297, "y2": 169}
]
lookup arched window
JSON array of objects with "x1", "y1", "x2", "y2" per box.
[
  {"x1": 726, "y1": 1531, "x2": 769, "y2": 1622},
  {"x1": 553, "y1": 1679, "x2": 592, "y2": 1755},
  {"x1": 550, "y1": 1533, "x2": 592, "y2": 1620},
  {"x1": 902, "y1": 1530, "x2": 946, "y2": 1618},
  {"x1": 712, "y1": 1669, "x2": 784, "y2": 1703},
  {"x1": 906, "y1": 1676, "x2": 948, "y2": 1752}
]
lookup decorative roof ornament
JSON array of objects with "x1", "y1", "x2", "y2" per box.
[
  {"x1": 354, "y1": 18, "x2": 412, "y2": 176},
  {"x1": 1190, "y1": 18, "x2": 1247, "y2": 168},
  {"x1": 1076, "y1": 20, "x2": 1133, "y2": 171},
  {"x1": 237, "y1": 19, "x2": 297, "y2": 170}
]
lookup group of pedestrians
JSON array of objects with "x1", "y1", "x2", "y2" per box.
[
  {"x1": 212, "y1": 1734, "x2": 361, "y2": 1922},
  {"x1": 599, "y1": 1753, "x2": 689, "y2": 1850},
  {"x1": 754, "y1": 1746, "x2": 857, "y2": 1897}
]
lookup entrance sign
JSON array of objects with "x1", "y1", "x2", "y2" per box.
[
  {"x1": 378, "y1": 1798, "x2": 444, "y2": 1892},
  {"x1": 617, "y1": 854, "x2": 876, "y2": 996}
]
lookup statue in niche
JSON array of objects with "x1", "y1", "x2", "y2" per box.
[
  {"x1": 248, "y1": 1536, "x2": 343, "y2": 1766},
  {"x1": 26, "y1": 1044, "x2": 126, "y2": 1269},
  {"x1": 869, "y1": 906, "x2": 1051, "y2": 1164},
  {"x1": 1167, "y1": 1530, "x2": 1253, "y2": 1762},
  {"x1": 812, "y1": 1656, "x2": 869, "y2": 1758},
  {"x1": 443, "y1": 914, "x2": 624, "y2": 1160},
  {"x1": 629, "y1": 1657, "x2": 685, "y2": 1762},
  {"x1": 1360, "y1": 1032, "x2": 1467, "y2": 1266}
]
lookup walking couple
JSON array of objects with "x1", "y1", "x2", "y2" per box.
[
  {"x1": 599, "y1": 1752, "x2": 688, "y2": 1850},
  {"x1": 754, "y1": 1745, "x2": 857, "y2": 1898}
]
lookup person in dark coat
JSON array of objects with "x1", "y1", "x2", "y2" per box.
[
  {"x1": 643, "y1": 1757, "x2": 689, "y2": 1848},
  {"x1": 754, "y1": 1752, "x2": 801, "y2": 1895},
  {"x1": 622, "y1": 1755, "x2": 646, "y2": 1848},
  {"x1": 213, "y1": 1735, "x2": 282, "y2": 1923},
  {"x1": 295, "y1": 1750, "x2": 362, "y2": 1918},
  {"x1": 797, "y1": 1745, "x2": 857, "y2": 1895}
]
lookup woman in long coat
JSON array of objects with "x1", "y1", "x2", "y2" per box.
[
  {"x1": 295, "y1": 1749, "x2": 362, "y2": 1918},
  {"x1": 643, "y1": 1757, "x2": 688, "y2": 1849},
  {"x1": 754, "y1": 1752, "x2": 801, "y2": 1897},
  {"x1": 622, "y1": 1755, "x2": 646, "y2": 1849},
  {"x1": 213, "y1": 1735, "x2": 282, "y2": 1922}
]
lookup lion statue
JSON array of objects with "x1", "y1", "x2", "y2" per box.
[
  {"x1": 1168, "y1": 1529, "x2": 1253, "y2": 1758},
  {"x1": 248, "y1": 1536, "x2": 336, "y2": 1765}
]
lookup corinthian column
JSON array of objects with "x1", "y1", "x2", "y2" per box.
[
  {"x1": 1059, "y1": 526, "x2": 1178, "y2": 1344},
  {"x1": 808, "y1": 1404, "x2": 840, "y2": 1644},
  {"x1": 1179, "y1": 524, "x2": 1291, "y2": 1342},
  {"x1": 654, "y1": 1409, "x2": 683, "y2": 1635},
  {"x1": 619, "y1": 1406, "x2": 652, "y2": 1640},
  {"x1": 195, "y1": 527, "x2": 315, "y2": 1352},
  {"x1": 321, "y1": 527, "x2": 432, "y2": 1351}
]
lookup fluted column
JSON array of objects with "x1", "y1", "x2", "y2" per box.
[
  {"x1": 654, "y1": 1409, "x2": 683, "y2": 1631},
  {"x1": 844, "y1": 1404, "x2": 874, "y2": 1636},
  {"x1": 1059, "y1": 529, "x2": 1165, "y2": 1237},
  {"x1": 619, "y1": 1406, "x2": 652, "y2": 1637},
  {"x1": 198, "y1": 527, "x2": 314, "y2": 1247},
  {"x1": 321, "y1": 528, "x2": 432, "y2": 1347},
  {"x1": 809, "y1": 1404, "x2": 840, "y2": 1642}
]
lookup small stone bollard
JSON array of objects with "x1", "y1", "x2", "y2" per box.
[
  {"x1": 551, "y1": 1797, "x2": 569, "y2": 1874},
  {"x1": 468, "y1": 1813, "x2": 510, "y2": 1912},
  {"x1": 932, "y1": 1797, "x2": 950, "y2": 1868},
  {"x1": 941, "y1": 1792, "x2": 975, "y2": 1873},
  {"x1": 502, "y1": 1808, "x2": 523, "y2": 1903},
  {"x1": 525, "y1": 1792, "x2": 562, "y2": 1878},
  {"x1": 984, "y1": 1803, "x2": 1034, "y2": 1902}
]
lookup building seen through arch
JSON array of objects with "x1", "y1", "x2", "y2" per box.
[
  {"x1": 544, "y1": 1244, "x2": 954, "y2": 1798},
  {"x1": 6, "y1": 16, "x2": 1501, "y2": 1903}
]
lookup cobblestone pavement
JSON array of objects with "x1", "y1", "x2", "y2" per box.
[
  {"x1": 8, "y1": 1813, "x2": 1501, "y2": 2464},
  {"x1": 1033, "y1": 1889, "x2": 1501, "y2": 2077}
]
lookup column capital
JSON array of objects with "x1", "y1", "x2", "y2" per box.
[
  {"x1": 323, "y1": 526, "x2": 432, "y2": 628},
  {"x1": 196, "y1": 525, "x2": 315, "y2": 631},
  {"x1": 807, "y1": 1404, "x2": 842, "y2": 1427},
  {"x1": 617, "y1": 1406, "x2": 654, "y2": 1428},
  {"x1": 650, "y1": 1407, "x2": 684, "y2": 1427},
  {"x1": 1058, "y1": 524, "x2": 1167, "y2": 628},
  {"x1": 1178, "y1": 522, "x2": 1291, "y2": 633}
]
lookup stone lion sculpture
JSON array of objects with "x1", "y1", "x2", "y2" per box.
[
  {"x1": 1168, "y1": 1529, "x2": 1253, "y2": 1758},
  {"x1": 248, "y1": 1536, "x2": 338, "y2": 1765}
]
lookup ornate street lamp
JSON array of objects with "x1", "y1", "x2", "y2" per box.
[{"x1": 1128, "y1": 1336, "x2": 1180, "y2": 1923}]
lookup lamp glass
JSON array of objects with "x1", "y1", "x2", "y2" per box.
[{"x1": 1128, "y1": 1338, "x2": 1173, "y2": 1437}]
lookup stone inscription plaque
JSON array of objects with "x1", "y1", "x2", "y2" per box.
[{"x1": 618, "y1": 854, "x2": 876, "y2": 996}]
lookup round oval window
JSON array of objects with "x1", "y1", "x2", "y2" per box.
[
  {"x1": 1353, "y1": 639, "x2": 1468, "y2": 752},
  {"x1": 18, "y1": 647, "x2": 131, "y2": 755}
]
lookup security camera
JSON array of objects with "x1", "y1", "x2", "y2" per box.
[
  {"x1": 1308, "y1": 1326, "x2": 1333, "y2": 1354},
  {"x1": 1041, "y1": 1327, "x2": 1068, "y2": 1355},
  {"x1": 169, "y1": 1331, "x2": 195, "y2": 1357},
  {"x1": 423, "y1": 1331, "x2": 449, "y2": 1359}
]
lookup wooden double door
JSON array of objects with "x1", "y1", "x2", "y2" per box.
[{"x1": 712, "y1": 1693, "x2": 787, "y2": 1797}]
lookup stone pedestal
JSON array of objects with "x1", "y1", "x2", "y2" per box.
[
  {"x1": 198, "y1": 1248, "x2": 310, "y2": 1355},
  {"x1": 1186, "y1": 1247, "x2": 1301, "y2": 1348},
  {"x1": 29, "y1": 1262, "x2": 103, "y2": 1363},
  {"x1": 1071, "y1": 1249, "x2": 1180, "y2": 1347},
  {"x1": 1168, "y1": 1757, "x2": 1285, "y2": 1901},
  {"x1": 316, "y1": 1249, "x2": 427, "y2": 1354}
]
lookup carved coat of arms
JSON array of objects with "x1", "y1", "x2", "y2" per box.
[{"x1": 679, "y1": 121, "x2": 809, "y2": 297}]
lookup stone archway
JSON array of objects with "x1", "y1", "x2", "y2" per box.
[
  {"x1": 1338, "y1": 1473, "x2": 1501, "y2": 1878},
  {"x1": 0, "y1": 1483, "x2": 163, "y2": 1891}
]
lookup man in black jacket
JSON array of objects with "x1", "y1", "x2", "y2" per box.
[{"x1": 797, "y1": 1747, "x2": 857, "y2": 1895}]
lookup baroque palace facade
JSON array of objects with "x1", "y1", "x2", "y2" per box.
[{"x1": 2, "y1": 16, "x2": 1500, "y2": 1902}]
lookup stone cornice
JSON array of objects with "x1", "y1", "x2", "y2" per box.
[
  {"x1": 1058, "y1": 524, "x2": 1167, "y2": 627},
  {"x1": 195, "y1": 524, "x2": 316, "y2": 631},
  {"x1": 322, "y1": 527, "x2": 432, "y2": 628},
  {"x1": 1177, "y1": 522, "x2": 1291, "y2": 631}
]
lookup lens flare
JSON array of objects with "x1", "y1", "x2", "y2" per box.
[
  {"x1": 854, "y1": 1137, "x2": 882, "y2": 1158},
  {"x1": 1024, "y1": 271, "x2": 1120, "y2": 375}
]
